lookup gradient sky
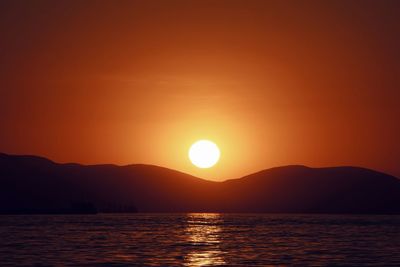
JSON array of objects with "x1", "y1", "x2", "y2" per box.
[{"x1": 1, "y1": 0, "x2": 399, "y2": 181}]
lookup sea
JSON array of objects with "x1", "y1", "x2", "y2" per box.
[{"x1": 0, "y1": 213, "x2": 399, "y2": 266}]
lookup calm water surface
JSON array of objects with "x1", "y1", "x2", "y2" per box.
[{"x1": 0, "y1": 213, "x2": 399, "y2": 266}]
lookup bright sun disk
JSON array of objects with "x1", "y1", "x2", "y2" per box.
[{"x1": 189, "y1": 140, "x2": 220, "y2": 168}]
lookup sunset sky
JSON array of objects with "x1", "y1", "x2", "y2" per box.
[{"x1": 1, "y1": 0, "x2": 399, "y2": 181}]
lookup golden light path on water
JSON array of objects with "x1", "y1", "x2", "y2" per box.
[
  {"x1": 1, "y1": 214, "x2": 400, "y2": 265},
  {"x1": 184, "y1": 213, "x2": 225, "y2": 266}
]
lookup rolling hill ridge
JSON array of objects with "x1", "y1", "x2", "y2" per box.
[{"x1": 1, "y1": 153, "x2": 399, "y2": 214}]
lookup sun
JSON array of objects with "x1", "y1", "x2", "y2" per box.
[{"x1": 189, "y1": 140, "x2": 220, "y2": 168}]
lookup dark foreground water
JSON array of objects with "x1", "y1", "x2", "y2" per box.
[{"x1": 0, "y1": 214, "x2": 399, "y2": 266}]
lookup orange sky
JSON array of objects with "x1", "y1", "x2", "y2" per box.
[{"x1": 1, "y1": 0, "x2": 399, "y2": 180}]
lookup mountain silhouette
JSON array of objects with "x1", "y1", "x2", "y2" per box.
[{"x1": 0, "y1": 153, "x2": 399, "y2": 214}]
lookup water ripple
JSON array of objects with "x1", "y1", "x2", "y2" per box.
[{"x1": 0, "y1": 214, "x2": 399, "y2": 266}]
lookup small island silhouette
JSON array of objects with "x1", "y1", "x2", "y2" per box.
[{"x1": 1, "y1": 152, "x2": 399, "y2": 214}]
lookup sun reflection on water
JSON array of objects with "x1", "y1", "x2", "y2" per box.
[{"x1": 184, "y1": 213, "x2": 226, "y2": 266}]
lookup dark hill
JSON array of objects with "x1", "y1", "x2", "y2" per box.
[
  {"x1": 221, "y1": 165, "x2": 400, "y2": 213},
  {"x1": 0, "y1": 153, "x2": 399, "y2": 214}
]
